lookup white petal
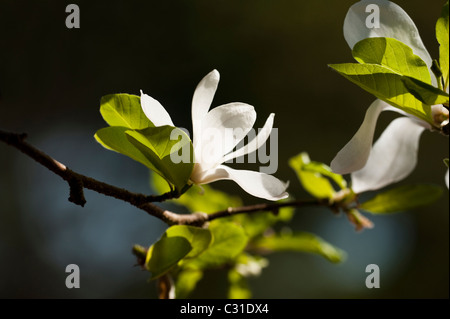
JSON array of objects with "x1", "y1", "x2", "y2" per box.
[
  {"x1": 192, "y1": 70, "x2": 220, "y2": 149},
  {"x1": 445, "y1": 169, "x2": 449, "y2": 189},
  {"x1": 140, "y1": 90, "x2": 174, "y2": 127},
  {"x1": 344, "y1": 0, "x2": 432, "y2": 69},
  {"x1": 194, "y1": 103, "x2": 256, "y2": 171},
  {"x1": 222, "y1": 113, "x2": 275, "y2": 163},
  {"x1": 331, "y1": 99, "x2": 393, "y2": 174},
  {"x1": 351, "y1": 117, "x2": 425, "y2": 193},
  {"x1": 192, "y1": 164, "x2": 289, "y2": 201}
]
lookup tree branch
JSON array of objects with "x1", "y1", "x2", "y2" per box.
[
  {"x1": 0, "y1": 130, "x2": 181, "y2": 222},
  {"x1": 206, "y1": 199, "x2": 329, "y2": 222},
  {"x1": 0, "y1": 129, "x2": 330, "y2": 227}
]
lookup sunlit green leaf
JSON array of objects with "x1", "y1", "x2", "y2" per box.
[
  {"x1": 402, "y1": 76, "x2": 449, "y2": 105},
  {"x1": 228, "y1": 269, "x2": 251, "y2": 299},
  {"x1": 289, "y1": 152, "x2": 336, "y2": 199},
  {"x1": 436, "y1": 1, "x2": 449, "y2": 89},
  {"x1": 360, "y1": 184, "x2": 444, "y2": 214},
  {"x1": 329, "y1": 63, "x2": 431, "y2": 123},
  {"x1": 152, "y1": 173, "x2": 243, "y2": 213},
  {"x1": 353, "y1": 37, "x2": 431, "y2": 84},
  {"x1": 146, "y1": 236, "x2": 192, "y2": 280},
  {"x1": 188, "y1": 221, "x2": 248, "y2": 269},
  {"x1": 303, "y1": 162, "x2": 347, "y2": 190},
  {"x1": 166, "y1": 225, "x2": 212, "y2": 259},
  {"x1": 175, "y1": 268, "x2": 203, "y2": 299},
  {"x1": 100, "y1": 94, "x2": 154, "y2": 129},
  {"x1": 95, "y1": 126, "x2": 157, "y2": 170},
  {"x1": 126, "y1": 126, "x2": 194, "y2": 192},
  {"x1": 252, "y1": 232, "x2": 346, "y2": 263},
  {"x1": 237, "y1": 202, "x2": 294, "y2": 239}
]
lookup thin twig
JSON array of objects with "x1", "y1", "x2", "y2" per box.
[
  {"x1": 206, "y1": 199, "x2": 328, "y2": 222},
  {"x1": 0, "y1": 130, "x2": 178, "y2": 222}
]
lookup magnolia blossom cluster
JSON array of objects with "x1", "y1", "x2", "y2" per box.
[
  {"x1": 138, "y1": 0, "x2": 448, "y2": 202},
  {"x1": 331, "y1": 0, "x2": 449, "y2": 192}
]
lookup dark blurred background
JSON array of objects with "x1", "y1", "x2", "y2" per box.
[{"x1": 0, "y1": 1, "x2": 448, "y2": 298}]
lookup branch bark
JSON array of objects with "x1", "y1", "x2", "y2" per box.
[
  {"x1": 206, "y1": 199, "x2": 329, "y2": 221},
  {"x1": 0, "y1": 129, "x2": 328, "y2": 226},
  {"x1": 0, "y1": 130, "x2": 180, "y2": 222}
]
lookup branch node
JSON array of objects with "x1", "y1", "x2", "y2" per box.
[
  {"x1": 132, "y1": 244, "x2": 148, "y2": 269},
  {"x1": 68, "y1": 174, "x2": 86, "y2": 207}
]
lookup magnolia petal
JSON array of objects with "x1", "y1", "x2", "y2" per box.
[
  {"x1": 192, "y1": 70, "x2": 220, "y2": 149},
  {"x1": 140, "y1": 90, "x2": 174, "y2": 127},
  {"x1": 222, "y1": 113, "x2": 275, "y2": 163},
  {"x1": 344, "y1": 0, "x2": 433, "y2": 69},
  {"x1": 351, "y1": 117, "x2": 425, "y2": 193},
  {"x1": 192, "y1": 164, "x2": 289, "y2": 201},
  {"x1": 194, "y1": 103, "x2": 256, "y2": 171},
  {"x1": 331, "y1": 99, "x2": 393, "y2": 174}
]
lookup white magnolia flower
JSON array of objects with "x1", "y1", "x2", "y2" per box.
[
  {"x1": 331, "y1": 0, "x2": 449, "y2": 192},
  {"x1": 140, "y1": 69, "x2": 289, "y2": 201}
]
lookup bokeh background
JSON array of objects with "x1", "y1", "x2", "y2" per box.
[{"x1": 0, "y1": 0, "x2": 448, "y2": 298}]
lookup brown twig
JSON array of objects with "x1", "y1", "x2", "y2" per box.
[
  {"x1": 206, "y1": 199, "x2": 328, "y2": 222},
  {"x1": 157, "y1": 274, "x2": 174, "y2": 299},
  {"x1": 0, "y1": 129, "x2": 328, "y2": 226},
  {"x1": 0, "y1": 130, "x2": 182, "y2": 222}
]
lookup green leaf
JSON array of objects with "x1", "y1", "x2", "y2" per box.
[
  {"x1": 252, "y1": 232, "x2": 346, "y2": 263},
  {"x1": 126, "y1": 126, "x2": 194, "y2": 192},
  {"x1": 444, "y1": 158, "x2": 449, "y2": 168},
  {"x1": 437, "y1": 1, "x2": 449, "y2": 89},
  {"x1": 100, "y1": 94, "x2": 154, "y2": 129},
  {"x1": 126, "y1": 126, "x2": 189, "y2": 160},
  {"x1": 165, "y1": 225, "x2": 212, "y2": 259},
  {"x1": 189, "y1": 221, "x2": 249, "y2": 269},
  {"x1": 228, "y1": 269, "x2": 251, "y2": 299},
  {"x1": 146, "y1": 236, "x2": 192, "y2": 280},
  {"x1": 151, "y1": 173, "x2": 243, "y2": 213},
  {"x1": 360, "y1": 184, "x2": 444, "y2": 214},
  {"x1": 353, "y1": 37, "x2": 431, "y2": 84},
  {"x1": 237, "y1": 203, "x2": 294, "y2": 239},
  {"x1": 402, "y1": 76, "x2": 449, "y2": 105},
  {"x1": 303, "y1": 162, "x2": 347, "y2": 190},
  {"x1": 289, "y1": 152, "x2": 336, "y2": 199},
  {"x1": 329, "y1": 63, "x2": 431, "y2": 123},
  {"x1": 95, "y1": 126, "x2": 156, "y2": 170},
  {"x1": 175, "y1": 268, "x2": 203, "y2": 299}
]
